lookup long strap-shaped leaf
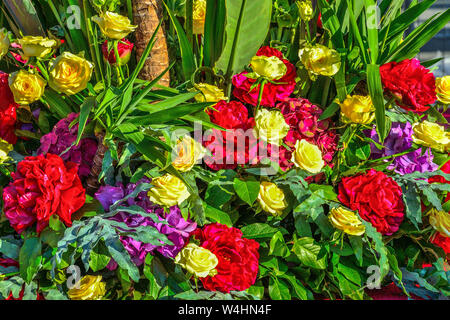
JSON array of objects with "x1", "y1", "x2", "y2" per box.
[{"x1": 3, "y1": 0, "x2": 45, "y2": 36}]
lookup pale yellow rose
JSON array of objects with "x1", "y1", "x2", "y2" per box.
[
  {"x1": 67, "y1": 275, "x2": 106, "y2": 300},
  {"x1": 92, "y1": 11, "x2": 137, "y2": 40},
  {"x1": 0, "y1": 28, "x2": 10, "y2": 59},
  {"x1": 339, "y1": 95, "x2": 375, "y2": 124},
  {"x1": 172, "y1": 136, "x2": 205, "y2": 172},
  {"x1": 412, "y1": 121, "x2": 450, "y2": 153},
  {"x1": 329, "y1": 207, "x2": 365, "y2": 236},
  {"x1": 148, "y1": 173, "x2": 190, "y2": 207},
  {"x1": 297, "y1": 0, "x2": 313, "y2": 22},
  {"x1": 194, "y1": 83, "x2": 226, "y2": 103},
  {"x1": 257, "y1": 181, "x2": 287, "y2": 216},
  {"x1": 8, "y1": 70, "x2": 46, "y2": 105},
  {"x1": 48, "y1": 52, "x2": 94, "y2": 95},
  {"x1": 250, "y1": 55, "x2": 287, "y2": 81},
  {"x1": 175, "y1": 243, "x2": 218, "y2": 277},
  {"x1": 193, "y1": 0, "x2": 207, "y2": 34},
  {"x1": 428, "y1": 208, "x2": 450, "y2": 238},
  {"x1": 436, "y1": 76, "x2": 450, "y2": 105},
  {"x1": 254, "y1": 108, "x2": 290, "y2": 145},
  {"x1": 0, "y1": 138, "x2": 13, "y2": 164},
  {"x1": 291, "y1": 139, "x2": 324, "y2": 174},
  {"x1": 299, "y1": 44, "x2": 341, "y2": 80},
  {"x1": 18, "y1": 36, "x2": 57, "y2": 59}
]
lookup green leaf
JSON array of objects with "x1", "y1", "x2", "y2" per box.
[
  {"x1": 241, "y1": 223, "x2": 282, "y2": 240},
  {"x1": 203, "y1": 0, "x2": 226, "y2": 67},
  {"x1": 367, "y1": 64, "x2": 386, "y2": 142},
  {"x1": 19, "y1": 237, "x2": 42, "y2": 283},
  {"x1": 269, "y1": 231, "x2": 290, "y2": 258},
  {"x1": 89, "y1": 242, "x2": 111, "y2": 272},
  {"x1": 360, "y1": 219, "x2": 389, "y2": 279},
  {"x1": 215, "y1": 0, "x2": 272, "y2": 79},
  {"x1": 204, "y1": 204, "x2": 233, "y2": 227},
  {"x1": 292, "y1": 237, "x2": 327, "y2": 270},
  {"x1": 0, "y1": 238, "x2": 20, "y2": 260},
  {"x1": 76, "y1": 97, "x2": 96, "y2": 145},
  {"x1": 401, "y1": 181, "x2": 422, "y2": 229},
  {"x1": 233, "y1": 177, "x2": 260, "y2": 206},
  {"x1": 268, "y1": 276, "x2": 291, "y2": 300}
]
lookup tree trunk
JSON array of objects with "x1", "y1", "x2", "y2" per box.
[{"x1": 132, "y1": 0, "x2": 171, "y2": 87}]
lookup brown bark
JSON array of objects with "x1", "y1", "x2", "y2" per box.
[{"x1": 132, "y1": 0, "x2": 171, "y2": 87}]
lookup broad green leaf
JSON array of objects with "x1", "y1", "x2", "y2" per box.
[
  {"x1": 292, "y1": 237, "x2": 327, "y2": 270},
  {"x1": 367, "y1": 64, "x2": 386, "y2": 142},
  {"x1": 241, "y1": 223, "x2": 281, "y2": 239},
  {"x1": 19, "y1": 237, "x2": 42, "y2": 283},
  {"x1": 233, "y1": 177, "x2": 260, "y2": 206},
  {"x1": 268, "y1": 276, "x2": 291, "y2": 300}
]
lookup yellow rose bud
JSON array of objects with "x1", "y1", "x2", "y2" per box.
[
  {"x1": 412, "y1": 121, "x2": 450, "y2": 153},
  {"x1": 193, "y1": 0, "x2": 207, "y2": 35},
  {"x1": 257, "y1": 181, "x2": 287, "y2": 216},
  {"x1": 428, "y1": 208, "x2": 450, "y2": 237},
  {"x1": 17, "y1": 36, "x2": 57, "y2": 59},
  {"x1": 436, "y1": 76, "x2": 450, "y2": 105},
  {"x1": 92, "y1": 11, "x2": 137, "y2": 40},
  {"x1": 172, "y1": 136, "x2": 205, "y2": 172},
  {"x1": 48, "y1": 52, "x2": 94, "y2": 95},
  {"x1": 0, "y1": 138, "x2": 13, "y2": 164},
  {"x1": 339, "y1": 95, "x2": 375, "y2": 124},
  {"x1": 148, "y1": 173, "x2": 190, "y2": 207},
  {"x1": 67, "y1": 275, "x2": 106, "y2": 300},
  {"x1": 291, "y1": 139, "x2": 324, "y2": 174},
  {"x1": 175, "y1": 243, "x2": 218, "y2": 277},
  {"x1": 329, "y1": 207, "x2": 365, "y2": 236},
  {"x1": 254, "y1": 108, "x2": 290, "y2": 145},
  {"x1": 299, "y1": 44, "x2": 341, "y2": 80},
  {"x1": 8, "y1": 70, "x2": 46, "y2": 105},
  {"x1": 194, "y1": 83, "x2": 226, "y2": 103},
  {"x1": 297, "y1": 0, "x2": 313, "y2": 22},
  {"x1": 250, "y1": 55, "x2": 287, "y2": 81},
  {"x1": 0, "y1": 28, "x2": 11, "y2": 59}
]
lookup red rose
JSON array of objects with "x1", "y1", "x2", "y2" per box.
[
  {"x1": 5, "y1": 285, "x2": 45, "y2": 300},
  {"x1": 429, "y1": 156, "x2": 450, "y2": 185},
  {"x1": 204, "y1": 100, "x2": 262, "y2": 170},
  {"x1": 366, "y1": 282, "x2": 423, "y2": 300},
  {"x1": 191, "y1": 223, "x2": 260, "y2": 293},
  {"x1": 232, "y1": 46, "x2": 296, "y2": 107},
  {"x1": 3, "y1": 154, "x2": 86, "y2": 234},
  {"x1": 101, "y1": 39, "x2": 134, "y2": 65},
  {"x1": 0, "y1": 71, "x2": 18, "y2": 144},
  {"x1": 338, "y1": 169, "x2": 405, "y2": 235},
  {"x1": 380, "y1": 58, "x2": 436, "y2": 113},
  {"x1": 431, "y1": 233, "x2": 450, "y2": 258}
]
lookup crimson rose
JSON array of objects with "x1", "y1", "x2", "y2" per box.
[
  {"x1": 0, "y1": 71, "x2": 18, "y2": 144},
  {"x1": 380, "y1": 58, "x2": 436, "y2": 113},
  {"x1": 3, "y1": 153, "x2": 86, "y2": 233},
  {"x1": 191, "y1": 223, "x2": 260, "y2": 293},
  {"x1": 338, "y1": 169, "x2": 405, "y2": 235}
]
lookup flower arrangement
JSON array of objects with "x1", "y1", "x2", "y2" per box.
[{"x1": 0, "y1": 0, "x2": 449, "y2": 301}]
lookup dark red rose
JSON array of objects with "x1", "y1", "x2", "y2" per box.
[
  {"x1": 191, "y1": 223, "x2": 260, "y2": 293},
  {"x1": 101, "y1": 39, "x2": 134, "y2": 65},
  {"x1": 0, "y1": 71, "x2": 18, "y2": 144},
  {"x1": 338, "y1": 169, "x2": 405, "y2": 235},
  {"x1": 3, "y1": 153, "x2": 86, "y2": 234},
  {"x1": 232, "y1": 46, "x2": 296, "y2": 107},
  {"x1": 366, "y1": 282, "x2": 423, "y2": 300},
  {"x1": 5, "y1": 285, "x2": 45, "y2": 300},
  {"x1": 431, "y1": 233, "x2": 450, "y2": 258},
  {"x1": 206, "y1": 100, "x2": 254, "y2": 130},
  {"x1": 380, "y1": 58, "x2": 436, "y2": 113}
]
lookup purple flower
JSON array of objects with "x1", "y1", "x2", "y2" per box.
[
  {"x1": 37, "y1": 113, "x2": 97, "y2": 179},
  {"x1": 95, "y1": 178, "x2": 196, "y2": 266},
  {"x1": 367, "y1": 122, "x2": 438, "y2": 175}
]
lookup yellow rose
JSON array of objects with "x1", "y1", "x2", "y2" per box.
[
  {"x1": 194, "y1": 83, "x2": 226, "y2": 102},
  {"x1": 299, "y1": 44, "x2": 341, "y2": 80},
  {"x1": 18, "y1": 36, "x2": 57, "y2": 59},
  {"x1": 329, "y1": 207, "x2": 365, "y2": 236},
  {"x1": 193, "y1": 0, "x2": 207, "y2": 34},
  {"x1": 0, "y1": 28, "x2": 10, "y2": 59},
  {"x1": 67, "y1": 275, "x2": 106, "y2": 300},
  {"x1": 428, "y1": 208, "x2": 450, "y2": 237},
  {"x1": 92, "y1": 11, "x2": 137, "y2": 40},
  {"x1": 254, "y1": 108, "x2": 290, "y2": 145},
  {"x1": 436, "y1": 76, "x2": 450, "y2": 104},
  {"x1": 148, "y1": 173, "x2": 190, "y2": 207},
  {"x1": 412, "y1": 121, "x2": 450, "y2": 153},
  {"x1": 257, "y1": 181, "x2": 287, "y2": 216},
  {"x1": 0, "y1": 138, "x2": 13, "y2": 164},
  {"x1": 172, "y1": 136, "x2": 205, "y2": 172},
  {"x1": 291, "y1": 139, "x2": 324, "y2": 174},
  {"x1": 250, "y1": 55, "x2": 287, "y2": 81},
  {"x1": 48, "y1": 52, "x2": 94, "y2": 95},
  {"x1": 339, "y1": 95, "x2": 375, "y2": 124},
  {"x1": 297, "y1": 0, "x2": 313, "y2": 22},
  {"x1": 8, "y1": 70, "x2": 46, "y2": 105},
  {"x1": 175, "y1": 243, "x2": 218, "y2": 277}
]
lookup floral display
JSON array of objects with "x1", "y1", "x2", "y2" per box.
[{"x1": 0, "y1": 0, "x2": 449, "y2": 303}]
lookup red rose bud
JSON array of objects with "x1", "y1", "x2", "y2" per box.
[{"x1": 101, "y1": 39, "x2": 133, "y2": 66}]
